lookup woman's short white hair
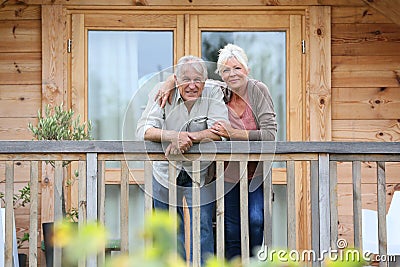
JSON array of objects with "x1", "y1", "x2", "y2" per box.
[
  {"x1": 175, "y1": 55, "x2": 208, "y2": 81},
  {"x1": 215, "y1": 43, "x2": 249, "y2": 75}
]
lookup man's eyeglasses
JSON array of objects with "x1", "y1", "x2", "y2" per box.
[{"x1": 179, "y1": 77, "x2": 204, "y2": 85}]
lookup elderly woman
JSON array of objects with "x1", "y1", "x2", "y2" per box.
[
  {"x1": 156, "y1": 44, "x2": 277, "y2": 260},
  {"x1": 210, "y1": 44, "x2": 277, "y2": 259}
]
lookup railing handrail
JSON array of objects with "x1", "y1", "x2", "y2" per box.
[
  {"x1": 1, "y1": 140, "x2": 399, "y2": 154},
  {"x1": 1, "y1": 140, "x2": 399, "y2": 266}
]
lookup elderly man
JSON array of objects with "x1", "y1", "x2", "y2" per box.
[{"x1": 136, "y1": 55, "x2": 229, "y2": 263}]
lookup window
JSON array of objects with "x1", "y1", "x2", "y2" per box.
[
  {"x1": 88, "y1": 31, "x2": 173, "y2": 140},
  {"x1": 201, "y1": 31, "x2": 286, "y2": 141}
]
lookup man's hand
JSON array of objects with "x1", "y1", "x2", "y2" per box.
[{"x1": 165, "y1": 131, "x2": 194, "y2": 156}]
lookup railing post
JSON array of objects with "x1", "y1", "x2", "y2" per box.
[
  {"x1": 78, "y1": 160, "x2": 87, "y2": 267},
  {"x1": 216, "y1": 161, "x2": 225, "y2": 259},
  {"x1": 120, "y1": 161, "x2": 129, "y2": 253},
  {"x1": 287, "y1": 160, "x2": 296, "y2": 250},
  {"x1": 54, "y1": 161, "x2": 63, "y2": 267},
  {"x1": 239, "y1": 161, "x2": 249, "y2": 265},
  {"x1": 310, "y1": 160, "x2": 320, "y2": 267},
  {"x1": 319, "y1": 153, "x2": 330, "y2": 259},
  {"x1": 29, "y1": 161, "x2": 39, "y2": 267},
  {"x1": 144, "y1": 161, "x2": 153, "y2": 217},
  {"x1": 192, "y1": 161, "x2": 201, "y2": 267},
  {"x1": 78, "y1": 160, "x2": 87, "y2": 224},
  {"x1": 329, "y1": 161, "x2": 338, "y2": 250},
  {"x1": 352, "y1": 161, "x2": 362, "y2": 250},
  {"x1": 5, "y1": 161, "x2": 14, "y2": 267},
  {"x1": 86, "y1": 153, "x2": 98, "y2": 221},
  {"x1": 377, "y1": 162, "x2": 387, "y2": 267},
  {"x1": 86, "y1": 153, "x2": 98, "y2": 267},
  {"x1": 168, "y1": 162, "x2": 178, "y2": 261},
  {"x1": 97, "y1": 160, "x2": 105, "y2": 266},
  {"x1": 144, "y1": 161, "x2": 153, "y2": 250}
]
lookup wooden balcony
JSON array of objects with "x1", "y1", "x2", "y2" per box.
[{"x1": 0, "y1": 141, "x2": 399, "y2": 267}]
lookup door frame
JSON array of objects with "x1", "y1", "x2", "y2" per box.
[{"x1": 40, "y1": 5, "x2": 332, "y2": 251}]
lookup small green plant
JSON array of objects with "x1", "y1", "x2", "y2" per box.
[
  {"x1": 28, "y1": 103, "x2": 92, "y2": 168},
  {"x1": 28, "y1": 103, "x2": 92, "y2": 218},
  {"x1": 17, "y1": 232, "x2": 30, "y2": 249},
  {"x1": 66, "y1": 208, "x2": 79, "y2": 223},
  {"x1": 28, "y1": 103, "x2": 92, "y2": 142},
  {"x1": 53, "y1": 210, "x2": 368, "y2": 267},
  {"x1": 0, "y1": 183, "x2": 30, "y2": 209}
]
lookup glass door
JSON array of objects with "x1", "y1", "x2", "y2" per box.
[
  {"x1": 87, "y1": 30, "x2": 174, "y2": 251},
  {"x1": 69, "y1": 12, "x2": 181, "y2": 252},
  {"x1": 194, "y1": 13, "x2": 305, "y2": 248},
  {"x1": 202, "y1": 31, "x2": 288, "y2": 248}
]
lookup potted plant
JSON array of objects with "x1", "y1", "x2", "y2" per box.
[
  {"x1": 17, "y1": 232, "x2": 29, "y2": 267},
  {"x1": 0, "y1": 183, "x2": 31, "y2": 267},
  {"x1": 28, "y1": 103, "x2": 92, "y2": 267}
]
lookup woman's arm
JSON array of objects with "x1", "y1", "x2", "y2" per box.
[
  {"x1": 153, "y1": 74, "x2": 176, "y2": 108},
  {"x1": 210, "y1": 120, "x2": 249, "y2": 140},
  {"x1": 247, "y1": 80, "x2": 277, "y2": 141}
]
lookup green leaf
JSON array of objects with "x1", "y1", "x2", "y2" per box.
[{"x1": 27, "y1": 103, "x2": 93, "y2": 144}]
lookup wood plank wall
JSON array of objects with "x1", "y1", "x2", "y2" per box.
[
  {"x1": 331, "y1": 6, "x2": 400, "y2": 142},
  {"x1": 0, "y1": 3, "x2": 41, "y2": 141},
  {"x1": 0, "y1": 2, "x2": 43, "y2": 261},
  {"x1": 330, "y1": 4, "x2": 400, "y2": 246},
  {"x1": 0, "y1": 0, "x2": 399, "y2": 264}
]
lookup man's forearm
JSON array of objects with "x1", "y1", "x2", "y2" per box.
[
  {"x1": 153, "y1": 126, "x2": 226, "y2": 145},
  {"x1": 144, "y1": 127, "x2": 177, "y2": 142}
]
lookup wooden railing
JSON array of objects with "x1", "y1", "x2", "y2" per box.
[{"x1": 0, "y1": 141, "x2": 399, "y2": 267}]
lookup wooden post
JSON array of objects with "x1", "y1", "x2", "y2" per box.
[
  {"x1": 41, "y1": 4, "x2": 65, "y2": 232},
  {"x1": 120, "y1": 161, "x2": 129, "y2": 253},
  {"x1": 352, "y1": 161, "x2": 362, "y2": 250},
  {"x1": 216, "y1": 161, "x2": 225, "y2": 259},
  {"x1": 192, "y1": 161, "x2": 201, "y2": 267},
  {"x1": 54, "y1": 161, "x2": 63, "y2": 267},
  {"x1": 310, "y1": 160, "x2": 320, "y2": 267},
  {"x1": 377, "y1": 162, "x2": 387, "y2": 267},
  {"x1": 239, "y1": 161, "x2": 249, "y2": 265},
  {"x1": 5, "y1": 161, "x2": 14, "y2": 267},
  {"x1": 29, "y1": 161, "x2": 39, "y2": 267},
  {"x1": 263, "y1": 161, "x2": 273, "y2": 249},
  {"x1": 86, "y1": 153, "x2": 98, "y2": 267},
  {"x1": 287, "y1": 160, "x2": 296, "y2": 250},
  {"x1": 329, "y1": 161, "x2": 338, "y2": 250},
  {"x1": 78, "y1": 160, "x2": 87, "y2": 267},
  {"x1": 318, "y1": 154, "x2": 330, "y2": 256},
  {"x1": 168, "y1": 162, "x2": 177, "y2": 261}
]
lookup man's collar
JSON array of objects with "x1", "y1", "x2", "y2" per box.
[{"x1": 173, "y1": 87, "x2": 183, "y2": 104}]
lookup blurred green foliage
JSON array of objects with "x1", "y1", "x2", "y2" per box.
[{"x1": 53, "y1": 210, "x2": 370, "y2": 267}]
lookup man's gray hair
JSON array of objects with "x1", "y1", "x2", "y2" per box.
[
  {"x1": 175, "y1": 55, "x2": 208, "y2": 81},
  {"x1": 215, "y1": 43, "x2": 249, "y2": 75}
]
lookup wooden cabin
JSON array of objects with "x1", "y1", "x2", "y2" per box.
[{"x1": 0, "y1": 0, "x2": 399, "y2": 266}]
